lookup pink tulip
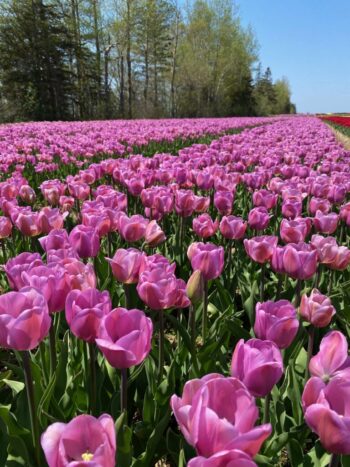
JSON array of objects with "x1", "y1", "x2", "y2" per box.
[
  {"x1": 118, "y1": 214, "x2": 149, "y2": 242},
  {"x1": 270, "y1": 245, "x2": 287, "y2": 274},
  {"x1": 68, "y1": 181, "x2": 90, "y2": 200},
  {"x1": 214, "y1": 191, "x2": 234, "y2": 215},
  {"x1": 244, "y1": 236, "x2": 278, "y2": 264},
  {"x1": 61, "y1": 258, "x2": 97, "y2": 291},
  {"x1": 313, "y1": 210, "x2": 339, "y2": 235},
  {"x1": 340, "y1": 202, "x2": 350, "y2": 226},
  {"x1": 281, "y1": 199, "x2": 302, "y2": 219},
  {"x1": 4, "y1": 252, "x2": 43, "y2": 290},
  {"x1": 254, "y1": 300, "x2": 299, "y2": 349},
  {"x1": 219, "y1": 215, "x2": 247, "y2": 240},
  {"x1": 282, "y1": 242, "x2": 318, "y2": 280},
  {"x1": 188, "y1": 450, "x2": 257, "y2": 467},
  {"x1": 96, "y1": 307, "x2": 153, "y2": 369},
  {"x1": 39, "y1": 229, "x2": 70, "y2": 252},
  {"x1": 22, "y1": 264, "x2": 70, "y2": 313},
  {"x1": 187, "y1": 242, "x2": 224, "y2": 280},
  {"x1": 280, "y1": 219, "x2": 308, "y2": 244},
  {"x1": 0, "y1": 287, "x2": 50, "y2": 350},
  {"x1": 252, "y1": 189, "x2": 278, "y2": 210},
  {"x1": 137, "y1": 267, "x2": 179, "y2": 309},
  {"x1": 14, "y1": 210, "x2": 41, "y2": 237},
  {"x1": 175, "y1": 190, "x2": 196, "y2": 217},
  {"x1": 231, "y1": 339, "x2": 283, "y2": 397},
  {"x1": 194, "y1": 195, "x2": 210, "y2": 213},
  {"x1": 308, "y1": 197, "x2": 331, "y2": 216},
  {"x1": 248, "y1": 207, "x2": 270, "y2": 230},
  {"x1": 327, "y1": 184, "x2": 346, "y2": 204},
  {"x1": 300, "y1": 289, "x2": 336, "y2": 328},
  {"x1": 41, "y1": 180, "x2": 66, "y2": 205},
  {"x1": 69, "y1": 224, "x2": 100, "y2": 258},
  {"x1": 65, "y1": 288, "x2": 111, "y2": 343},
  {"x1": 41, "y1": 414, "x2": 116, "y2": 466},
  {"x1": 193, "y1": 214, "x2": 219, "y2": 239},
  {"x1": 139, "y1": 253, "x2": 176, "y2": 275},
  {"x1": 38, "y1": 207, "x2": 66, "y2": 234},
  {"x1": 59, "y1": 195, "x2": 75, "y2": 212},
  {"x1": 144, "y1": 220, "x2": 166, "y2": 247},
  {"x1": 196, "y1": 171, "x2": 213, "y2": 190},
  {"x1": 310, "y1": 235, "x2": 338, "y2": 264},
  {"x1": 18, "y1": 185, "x2": 36, "y2": 204},
  {"x1": 0, "y1": 216, "x2": 12, "y2": 239},
  {"x1": 106, "y1": 248, "x2": 144, "y2": 284},
  {"x1": 302, "y1": 377, "x2": 350, "y2": 454},
  {"x1": 47, "y1": 247, "x2": 79, "y2": 263},
  {"x1": 171, "y1": 374, "x2": 271, "y2": 458},
  {"x1": 329, "y1": 246, "x2": 350, "y2": 271},
  {"x1": 308, "y1": 331, "x2": 350, "y2": 381},
  {"x1": 82, "y1": 208, "x2": 111, "y2": 237}
]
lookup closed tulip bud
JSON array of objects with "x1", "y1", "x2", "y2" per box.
[
  {"x1": 244, "y1": 236, "x2": 278, "y2": 264},
  {"x1": 187, "y1": 242, "x2": 224, "y2": 281},
  {"x1": 231, "y1": 338, "x2": 283, "y2": 397},
  {"x1": 186, "y1": 270, "x2": 205, "y2": 304},
  {"x1": 300, "y1": 289, "x2": 335, "y2": 327},
  {"x1": 144, "y1": 220, "x2": 166, "y2": 247},
  {"x1": 59, "y1": 195, "x2": 75, "y2": 212},
  {"x1": 254, "y1": 300, "x2": 299, "y2": 349},
  {"x1": 69, "y1": 224, "x2": 100, "y2": 258},
  {"x1": 171, "y1": 374, "x2": 271, "y2": 459},
  {"x1": 0, "y1": 287, "x2": 51, "y2": 350},
  {"x1": 106, "y1": 248, "x2": 144, "y2": 284},
  {"x1": 65, "y1": 288, "x2": 111, "y2": 343},
  {"x1": 41, "y1": 414, "x2": 116, "y2": 467},
  {"x1": 96, "y1": 307, "x2": 153, "y2": 369},
  {"x1": 193, "y1": 214, "x2": 219, "y2": 239}
]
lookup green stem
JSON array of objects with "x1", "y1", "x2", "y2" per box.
[
  {"x1": 88, "y1": 343, "x2": 97, "y2": 415},
  {"x1": 329, "y1": 454, "x2": 339, "y2": 467},
  {"x1": 158, "y1": 310, "x2": 165, "y2": 383},
  {"x1": 263, "y1": 392, "x2": 271, "y2": 424},
  {"x1": 189, "y1": 304, "x2": 196, "y2": 350},
  {"x1": 260, "y1": 263, "x2": 266, "y2": 302},
  {"x1": 276, "y1": 274, "x2": 283, "y2": 299},
  {"x1": 305, "y1": 326, "x2": 315, "y2": 382},
  {"x1": 202, "y1": 280, "x2": 208, "y2": 342},
  {"x1": 120, "y1": 368, "x2": 128, "y2": 413},
  {"x1": 327, "y1": 270, "x2": 335, "y2": 296},
  {"x1": 22, "y1": 351, "x2": 41, "y2": 466},
  {"x1": 39, "y1": 342, "x2": 48, "y2": 386},
  {"x1": 49, "y1": 323, "x2": 57, "y2": 376},
  {"x1": 1, "y1": 239, "x2": 7, "y2": 263},
  {"x1": 294, "y1": 279, "x2": 302, "y2": 307}
]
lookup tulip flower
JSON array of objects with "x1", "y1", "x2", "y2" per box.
[
  {"x1": 248, "y1": 207, "x2": 270, "y2": 231},
  {"x1": 96, "y1": 308, "x2": 153, "y2": 410},
  {"x1": 308, "y1": 197, "x2": 331, "y2": 216},
  {"x1": 280, "y1": 219, "x2": 308, "y2": 244},
  {"x1": 4, "y1": 252, "x2": 43, "y2": 290},
  {"x1": 231, "y1": 338, "x2": 283, "y2": 398},
  {"x1": 188, "y1": 450, "x2": 258, "y2": 467},
  {"x1": 171, "y1": 374, "x2": 271, "y2": 458},
  {"x1": 328, "y1": 246, "x2": 350, "y2": 271},
  {"x1": 175, "y1": 189, "x2": 196, "y2": 217},
  {"x1": 300, "y1": 289, "x2": 335, "y2": 328},
  {"x1": 214, "y1": 191, "x2": 234, "y2": 215},
  {"x1": 310, "y1": 235, "x2": 338, "y2": 265},
  {"x1": 107, "y1": 248, "x2": 144, "y2": 284},
  {"x1": 219, "y1": 215, "x2": 247, "y2": 240},
  {"x1": 0, "y1": 286, "x2": 51, "y2": 350},
  {"x1": 187, "y1": 242, "x2": 224, "y2": 281},
  {"x1": 118, "y1": 214, "x2": 149, "y2": 242},
  {"x1": 193, "y1": 213, "x2": 219, "y2": 239},
  {"x1": 254, "y1": 300, "x2": 299, "y2": 349},
  {"x1": 38, "y1": 207, "x2": 66, "y2": 234},
  {"x1": 313, "y1": 210, "x2": 339, "y2": 235},
  {"x1": 65, "y1": 288, "x2": 111, "y2": 343},
  {"x1": 244, "y1": 236, "x2": 278, "y2": 264},
  {"x1": 14, "y1": 210, "x2": 41, "y2": 237},
  {"x1": 69, "y1": 224, "x2": 100, "y2": 258},
  {"x1": 302, "y1": 376, "x2": 350, "y2": 455},
  {"x1": 144, "y1": 220, "x2": 166, "y2": 247},
  {"x1": 61, "y1": 258, "x2": 97, "y2": 291},
  {"x1": 282, "y1": 242, "x2": 318, "y2": 280},
  {"x1": 252, "y1": 189, "x2": 278, "y2": 210},
  {"x1": 39, "y1": 228, "x2": 71, "y2": 252},
  {"x1": 19, "y1": 185, "x2": 36, "y2": 204},
  {"x1": 281, "y1": 199, "x2": 302, "y2": 219},
  {"x1": 0, "y1": 216, "x2": 12, "y2": 239},
  {"x1": 41, "y1": 414, "x2": 116, "y2": 467}
]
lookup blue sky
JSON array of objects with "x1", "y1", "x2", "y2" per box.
[{"x1": 237, "y1": 0, "x2": 350, "y2": 113}]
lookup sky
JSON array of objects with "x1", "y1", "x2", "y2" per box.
[{"x1": 237, "y1": 0, "x2": 350, "y2": 113}]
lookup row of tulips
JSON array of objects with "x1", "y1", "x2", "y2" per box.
[{"x1": 1, "y1": 115, "x2": 350, "y2": 466}]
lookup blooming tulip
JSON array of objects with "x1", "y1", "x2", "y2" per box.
[
  {"x1": 4, "y1": 252, "x2": 43, "y2": 290},
  {"x1": 214, "y1": 191, "x2": 233, "y2": 215},
  {"x1": 244, "y1": 236, "x2": 278, "y2": 264},
  {"x1": 0, "y1": 287, "x2": 50, "y2": 350},
  {"x1": 65, "y1": 288, "x2": 111, "y2": 343},
  {"x1": 193, "y1": 214, "x2": 219, "y2": 239},
  {"x1": 282, "y1": 243, "x2": 318, "y2": 280},
  {"x1": 231, "y1": 338, "x2": 283, "y2": 397},
  {"x1": 219, "y1": 215, "x2": 247, "y2": 240},
  {"x1": 137, "y1": 267, "x2": 179, "y2": 309},
  {"x1": 171, "y1": 373, "x2": 271, "y2": 458},
  {"x1": 248, "y1": 207, "x2": 270, "y2": 231},
  {"x1": 254, "y1": 300, "x2": 299, "y2": 349},
  {"x1": 69, "y1": 224, "x2": 100, "y2": 258},
  {"x1": 39, "y1": 228, "x2": 70, "y2": 252},
  {"x1": 144, "y1": 220, "x2": 166, "y2": 247},
  {"x1": 96, "y1": 307, "x2": 153, "y2": 368},
  {"x1": 188, "y1": 450, "x2": 257, "y2": 467},
  {"x1": 313, "y1": 210, "x2": 339, "y2": 235},
  {"x1": 118, "y1": 214, "x2": 149, "y2": 242},
  {"x1": 300, "y1": 289, "x2": 335, "y2": 328},
  {"x1": 41, "y1": 414, "x2": 116, "y2": 466},
  {"x1": 107, "y1": 248, "x2": 144, "y2": 284},
  {"x1": 187, "y1": 242, "x2": 224, "y2": 281},
  {"x1": 280, "y1": 219, "x2": 308, "y2": 244}
]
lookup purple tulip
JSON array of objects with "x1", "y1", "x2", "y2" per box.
[
  {"x1": 187, "y1": 242, "x2": 224, "y2": 280},
  {"x1": 300, "y1": 289, "x2": 336, "y2": 328}
]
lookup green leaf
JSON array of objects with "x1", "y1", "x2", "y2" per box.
[
  {"x1": 116, "y1": 411, "x2": 132, "y2": 467},
  {"x1": 1, "y1": 379, "x2": 24, "y2": 396}
]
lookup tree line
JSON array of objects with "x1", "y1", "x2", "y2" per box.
[{"x1": 0, "y1": 0, "x2": 296, "y2": 122}]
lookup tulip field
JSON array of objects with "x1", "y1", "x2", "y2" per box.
[{"x1": 1, "y1": 115, "x2": 350, "y2": 467}]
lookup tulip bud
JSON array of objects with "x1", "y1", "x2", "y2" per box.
[{"x1": 186, "y1": 270, "x2": 204, "y2": 304}]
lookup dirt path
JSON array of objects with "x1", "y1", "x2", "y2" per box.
[{"x1": 332, "y1": 127, "x2": 350, "y2": 150}]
